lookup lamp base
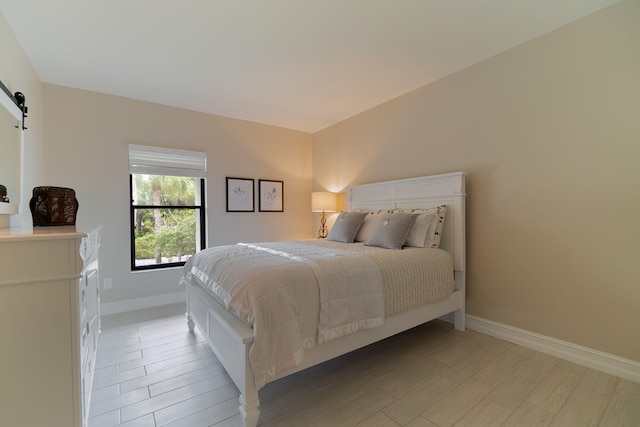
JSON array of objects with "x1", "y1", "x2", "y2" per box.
[{"x1": 317, "y1": 211, "x2": 328, "y2": 238}]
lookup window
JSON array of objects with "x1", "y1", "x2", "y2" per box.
[{"x1": 129, "y1": 145, "x2": 206, "y2": 270}]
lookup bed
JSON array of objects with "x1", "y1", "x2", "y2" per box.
[{"x1": 182, "y1": 171, "x2": 466, "y2": 427}]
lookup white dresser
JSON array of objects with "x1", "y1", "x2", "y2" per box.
[{"x1": 0, "y1": 226, "x2": 101, "y2": 427}]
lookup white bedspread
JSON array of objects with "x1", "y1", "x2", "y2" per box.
[{"x1": 181, "y1": 241, "x2": 383, "y2": 388}]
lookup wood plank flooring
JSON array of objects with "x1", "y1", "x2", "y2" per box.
[{"x1": 88, "y1": 303, "x2": 640, "y2": 427}]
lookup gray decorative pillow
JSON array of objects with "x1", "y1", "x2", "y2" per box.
[
  {"x1": 355, "y1": 212, "x2": 384, "y2": 242},
  {"x1": 326, "y1": 211, "x2": 369, "y2": 243},
  {"x1": 365, "y1": 213, "x2": 418, "y2": 250}
]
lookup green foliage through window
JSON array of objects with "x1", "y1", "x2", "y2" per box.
[{"x1": 130, "y1": 174, "x2": 205, "y2": 270}]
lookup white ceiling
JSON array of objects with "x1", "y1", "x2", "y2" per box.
[{"x1": 0, "y1": 0, "x2": 621, "y2": 133}]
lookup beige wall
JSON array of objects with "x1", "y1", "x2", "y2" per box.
[
  {"x1": 313, "y1": 0, "x2": 640, "y2": 362},
  {"x1": 0, "y1": 10, "x2": 44, "y2": 228},
  {"x1": 43, "y1": 85, "x2": 313, "y2": 304}
]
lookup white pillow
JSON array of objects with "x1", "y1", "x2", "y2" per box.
[
  {"x1": 403, "y1": 211, "x2": 437, "y2": 247},
  {"x1": 393, "y1": 206, "x2": 447, "y2": 248},
  {"x1": 430, "y1": 205, "x2": 447, "y2": 248}
]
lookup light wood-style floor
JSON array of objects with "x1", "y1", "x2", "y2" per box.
[{"x1": 88, "y1": 303, "x2": 640, "y2": 427}]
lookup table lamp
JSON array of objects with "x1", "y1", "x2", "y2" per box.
[{"x1": 311, "y1": 191, "x2": 337, "y2": 238}]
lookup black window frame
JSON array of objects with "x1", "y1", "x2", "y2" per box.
[{"x1": 130, "y1": 174, "x2": 206, "y2": 271}]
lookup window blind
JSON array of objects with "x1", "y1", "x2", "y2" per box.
[{"x1": 128, "y1": 144, "x2": 207, "y2": 178}]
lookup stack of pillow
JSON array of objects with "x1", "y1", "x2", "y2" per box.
[{"x1": 326, "y1": 206, "x2": 447, "y2": 250}]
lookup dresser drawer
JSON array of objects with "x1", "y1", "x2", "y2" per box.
[
  {"x1": 80, "y1": 320, "x2": 90, "y2": 370},
  {"x1": 0, "y1": 239, "x2": 79, "y2": 284},
  {"x1": 78, "y1": 274, "x2": 88, "y2": 322},
  {"x1": 84, "y1": 266, "x2": 99, "y2": 321}
]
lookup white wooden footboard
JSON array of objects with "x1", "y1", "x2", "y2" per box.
[
  {"x1": 186, "y1": 279, "x2": 464, "y2": 427},
  {"x1": 186, "y1": 281, "x2": 260, "y2": 427}
]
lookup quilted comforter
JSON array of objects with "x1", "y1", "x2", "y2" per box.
[{"x1": 180, "y1": 240, "x2": 453, "y2": 388}]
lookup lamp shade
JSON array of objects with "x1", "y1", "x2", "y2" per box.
[{"x1": 311, "y1": 191, "x2": 337, "y2": 212}]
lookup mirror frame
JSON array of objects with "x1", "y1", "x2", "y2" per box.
[{"x1": 0, "y1": 81, "x2": 24, "y2": 215}]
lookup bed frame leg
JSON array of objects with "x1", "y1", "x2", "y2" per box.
[
  {"x1": 239, "y1": 394, "x2": 260, "y2": 427},
  {"x1": 186, "y1": 313, "x2": 195, "y2": 333},
  {"x1": 454, "y1": 308, "x2": 465, "y2": 331}
]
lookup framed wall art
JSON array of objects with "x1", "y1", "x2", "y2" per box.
[
  {"x1": 226, "y1": 177, "x2": 254, "y2": 212},
  {"x1": 258, "y1": 179, "x2": 283, "y2": 212}
]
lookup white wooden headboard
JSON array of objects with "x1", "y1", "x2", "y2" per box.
[{"x1": 347, "y1": 172, "x2": 466, "y2": 277}]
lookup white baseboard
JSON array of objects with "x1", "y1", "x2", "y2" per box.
[
  {"x1": 101, "y1": 291, "x2": 186, "y2": 316},
  {"x1": 466, "y1": 315, "x2": 640, "y2": 384}
]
